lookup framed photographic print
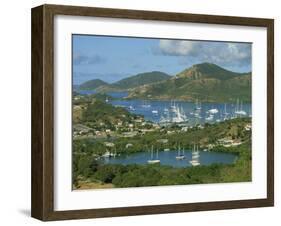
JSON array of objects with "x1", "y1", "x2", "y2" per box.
[{"x1": 31, "y1": 4, "x2": 274, "y2": 221}]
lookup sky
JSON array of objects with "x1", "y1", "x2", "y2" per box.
[{"x1": 73, "y1": 35, "x2": 252, "y2": 85}]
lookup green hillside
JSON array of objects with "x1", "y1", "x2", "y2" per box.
[
  {"x1": 79, "y1": 79, "x2": 108, "y2": 90},
  {"x1": 128, "y1": 63, "x2": 251, "y2": 103},
  {"x1": 82, "y1": 99, "x2": 134, "y2": 125},
  {"x1": 96, "y1": 71, "x2": 171, "y2": 92},
  {"x1": 113, "y1": 71, "x2": 170, "y2": 89}
]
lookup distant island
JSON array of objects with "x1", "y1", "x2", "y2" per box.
[{"x1": 76, "y1": 63, "x2": 251, "y2": 103}]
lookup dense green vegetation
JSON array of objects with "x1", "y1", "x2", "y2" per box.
[
  {"x1": 178, "y1": 62, "x2": 249, "y2": 80},
  {"x1": 80, "y1": 99, "x2": 142, "y2": 129},
  {"x1": 74, "y1": 117, "x2": 251, "y2": 155},
  {"x1": 79, "y1": 79, "x2": 108, "y2": 90},
  {"x1": 73, "y1": 93, "x2": 113, "y2": 105},
  {"x1": 128, "y1": 63, "x2": 251, "y2": 102},
  {"x1": 78, "y1": 71, "x2": 171, "y2": 92},
  {"x1": 95, "y1": 71, "x2": 171, "y2": 92},
  {"x1": 111, "y1": 71, "x2": 171, "y2": 89}
]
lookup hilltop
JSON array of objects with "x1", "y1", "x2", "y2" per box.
[
  {"x1": 112, "y1": 71, "x2": 171, "y2": 89},
  {"x1": 94, "y1": 71, "x2": 170, "y2": 92},
  {"x1": 128, "y1": 63, "x2": 251, "y2": 102},
  {"x1": 79, "y1": 79, "x2": 108, "y2": 90}
]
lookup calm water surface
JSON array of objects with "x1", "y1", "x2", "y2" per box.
[
  {"x1": 104, "y1": 150, "x2": 237, "y2": 168},
  {"x1": 76, "y1": 90, "x2": 251, "y2": 125},
  {"x1": 110, "y1": 99, "x2": 251, "y2": 125}
]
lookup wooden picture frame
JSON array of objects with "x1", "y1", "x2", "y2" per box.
[{"x1": 31, "y1": 4, "x2": 274, "y2": 221}]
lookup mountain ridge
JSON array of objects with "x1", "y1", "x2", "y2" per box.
[
  {"x1": 175, "y1": 62, "x2": 248, "y2": 80},
  {"x1": 127, "y1": 63, "x2": 251, "y2": 102},
  {"x1": 96, "y1": 71, "x2": 171, "y2": 92},
  {"x1": 79, "y1": 79, "x2": 108, "y2": 90}
]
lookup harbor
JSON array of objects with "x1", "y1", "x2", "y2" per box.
[
  {"x1": 77, "y1": 90, "x2": 252, "y2": 127},
  {"x1": 110, "y1": 98, "x2": 251, "y2": 126},
  {"x1": 103, "y1": 148, "x2": 237, "y2": 168}
]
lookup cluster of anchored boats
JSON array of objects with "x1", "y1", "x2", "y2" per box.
[
  {"x1": 147, "y1": 144, "x2": 201, "y2": 166},
  {"x1": 159, "y1": 99, "x2": 250, "y2": 125}
]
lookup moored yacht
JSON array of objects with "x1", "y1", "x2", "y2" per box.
[
  {"x1": 141, "y1": 100, "x2": 151, "y2": 108},
  {"x1": 194, "y1": 99, "x2": 202, "y2": 111},
  {"x1": 147, "y1": 146, "x2": 160, "y2": 164},
  {"x1": 175, "y1": 145, "x2": 185, "y2": 160},
  {"x1": 172, "y1": 105, "x2": 188, "y2": 123},
  {"x1": 128, "y1": 105, "x2": 135, "y2": 111},
  {"x1": 205, "y1": 114, "x2": 214, "y2": 121},
  {"x1": 189, "y1": 145, "x2": 200, "y2": 166},
  {"x1": 208, "y1": 108, "x2": 219, "y2": 114},
  {"x1": 234, "y1": 99, "x2": 247, "y2": 116}
]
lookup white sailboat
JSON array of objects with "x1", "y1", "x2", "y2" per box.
[
  {"x1": 170, "y1": 100, "x2": 177, "y2": 113},
  {"x1": 176, "y1": 144, "x2": 185, "y2": 160},
  {"x1": 189, "y1": 144, "x2": 200, "y2": 166},
  {"x1": 194, "y1": 111, "x2": 202, "y2": 118},
  {"x1": 172, "y1": 105, "x2": 188, "y2": 123},
  {"x1": 223, "y1": 103, "x2": 229, "y2": 120},
  {"x1": 160, "y1": 110, "x2": 171, "y2": 124},
  {"x1": 141, "y1": 100, "x2": 151, "y2": 108},
  {"x1": 195, "y1": 99, "x2": 202, "y2": 110},
  {"x1": 207, "y1": 108, "x2": 219, "y2": 114},
  {"x1": 102, "y1": 150, "x2": 111, "y2": 158},
  {"x1": 164, "y1": 104, "x2": 169, "y2": 113},
  {"x1": 205, "y1": 114, "x2": 214, "y2": 121},
  {"x1": 147, "y1": 146, "x2": 160, "y2": 164},
  {"x1": 128, "y1": 105, "x2": 135, "y2": 111},
  {"x1": 235, "y1": 99, "x2": 247, "y2": 116}
]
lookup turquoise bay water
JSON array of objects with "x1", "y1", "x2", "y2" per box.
[
  {"x1": 76, "y1": 90, "x2": 251, "y2": 125},
  {"x1": 103, "y1": 150, "x2": 237, "y2": 168}
]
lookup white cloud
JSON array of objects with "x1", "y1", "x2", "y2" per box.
[
  {"x1": 73, "y1": 53, "x2": 106, "y2": 65},
  {"x1": 159, "y1": 40, "x2": 197, "y2": 55},
  {"x1": 157, "y1": 40, "x2": 251, "y2": 68}
]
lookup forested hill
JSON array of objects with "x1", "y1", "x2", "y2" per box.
[
  {"x1": 79, "y1": 79, "x2": 108, "y2": 90},
  {"x1": 127, "y1": 63, "x2": 251, "y2": 103}
]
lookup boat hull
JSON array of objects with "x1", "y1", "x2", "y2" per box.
[
  {"x1": 147, "y1": 160, "x2": 160, "y2": 164},
  {"x1": 176, "y1": 156, "x2": 185, "y2": 160}
]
